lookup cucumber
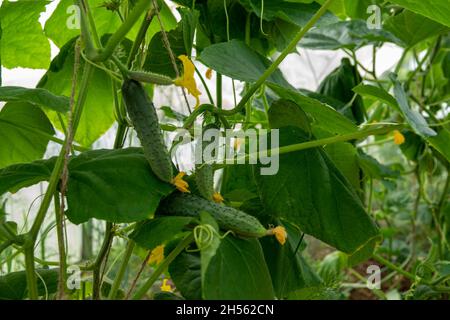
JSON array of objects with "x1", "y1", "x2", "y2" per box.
[
  {"x1": 160, "y1": 193, "x2": 269, "y2": 238},
  {"x1": 195, "y1": 123, "x2": 218, "y2": 201},
  {"x1": 122, "y1": 79, "x2": 173, "y2": 183}
]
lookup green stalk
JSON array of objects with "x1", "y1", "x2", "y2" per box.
[
  {"x1": 54, "y1": 192, "x2": 68, "y2": 298},
  {"x1": 217, "y1": 73, "x2": 222, "y2": 109},
  {"x1": 372, "y1": 253, "x2": 418, "y2": 283},
  {"x1": 132, "y1": 233, "x2": 194, "y2": 300},
  {"x1": 127, "y1": 9, "x2": 155, "y2": 68},
  {"x1": 108, "y1": 240, "x2": 135, "y2": 299},
  {"x1": 24, "y1": 64, "x2": 94, "y2": 299},
  {"x1": 92, "y1": 222, "x2": 114, "y2": 300},
  {"x1": 92, "y1": 0, "x2": 153, "y2": 62},
  {"x1": 223, "y1": 0, "x2": 334, "y2": 116},
  {"x1": 219, "y1": 124, "x2": 402, "y2": 165}
]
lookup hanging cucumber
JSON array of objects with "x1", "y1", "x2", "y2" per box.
[
  {"x1": 159, "y1": 193, "x2": 286, "y2": 244},
  {"x1": 122, "y1": 79, "x2": 173, "y2": 183},
  {"x1": 195, "y1": 123, "x2": 219, "y2": 201}
]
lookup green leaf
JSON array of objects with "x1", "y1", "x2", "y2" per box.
[
  {"x1": 357, "y1": 152, "x2": 400, "y2": 180},
  {"x1": 388, "y1": 0, "x2": 450, "y2": 28},
  {"x1": 384, "y1": 10, "x2": 449, "y2": 47},
  {"x1": 268, "y1": 83, "x2": 358, "y2": 135},
  {"x1": 203, "y1": 236, "x2": 275, "y2": 299},
  {"x1": 324, "y1": 142, "x2": 361, "y2": 191},
  {"x1": 38, "y1": 38, "x2": 115, "y2": 147},
  {"x1": 0, "y1": 157, "x2": 56, "y2": 195},
  {"x1": 0, "y1": 103, "x2": 54, "y2": 169},
  {"x1": 130, "y1": 216, "x2": 194, "y2": 251},
  {"x1": 198, "y1": 39, "x2": 289, "y2": 86},
  {"x1": 298, "y1": 20, "x2": 399, "y2": 50},
  {"x1": 390, "y1": 73, "x2": 437, "y2": 137},
  {"x1": 169, "y1": 250, "x2": 202, "y2": 300},
  {"x1": 260, "y1": 222, "x2": 321, "y2": 298},
  {"x1": 0, "y1": 269, "x2": 58, "y2": 300},
  {"x1": 427, "y1": 127, "x2": 450, "y2": 163},
  {"x1": 66, "y1": 148, "x2": 174, "y2": 224},
  {"x1": 0, "y1": 0, "x2": 50, "y2": 69},
  {"x1": 143, "y1": 25, "x2": 187, "y2": 78},
  {"x1": 44, "y1": 0, "x2": 121, "y2": 48},
  {"x1": 352, "y1": 83, "x2": 398, "y2": 108},
  {"x1": 220, "y1": 164, "x2": 258, "y2": 203},
  {"x1": 178, "y1": 7, "x2": 199, "y2": 57},
  {"x1": 268, "y1": 99, "x2": 311, "y2": 133},
  {"x1": 0, "y1": 87, "x2": 69, "y2": 113},
  {"x1": 254, "y1": 126, "x2": 380, "y2": 254}
]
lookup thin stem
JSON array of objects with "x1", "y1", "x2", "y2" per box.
[
  {"x1": 127, "y1": 9, "x2": 155, "y2": 68},
  {"x1": 24, "y1": 244, "x2": 39, "y2": 299},
  {"x1": 195, "y1": 67, "x2": 214, "y2": 104},
  {"x1": 54, "y1": 193, "x2": 67, "y2": 299},
  {"x1": 108, "y1": 240, "x2": 135, "y2": 300},
  {"x1": 92, "y1": 222, "x2": 114, "y2": 300},
  {"x1": 216, "y1": 73, "x2": 222, "y2": 109},
  {"x1": 372, "y1": 253, "x2": 418, "y2": 283},
  {"x1": 132, "y1": 233, "x2": 194, "y2": 300}
]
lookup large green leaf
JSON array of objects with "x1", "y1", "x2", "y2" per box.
[
  {"x1": 390, "y1": 73, "x2": 437, "y2": 137},
  {"x1": 384, "y1": 10, "x2": 449, "y2": 47},
  {"x1": 198, "y1": 39, "x2": 289, "y2": 86},
  {"x1": 0, "y1": 87, "x2": 69, "y2": 113},
  {"x1": 0, "y1": 103, "x2": 54, "y2": 169},
  {"x1": 0, "y1": 0, "x2": 50, "y2": 69},
  {"x1": 254, "y1": 126, "x2": 380, "y2": 254},
  {"x1": 388, "y1": 0, "x2": 450, "y2": 28},
  {"x1": 324, "y1": 142, "x2": 360, "y2": 191},
  {"x1": 66, "y1": 148, "x2": 174, "y2": 224},
  {"x1": 268, "y1": 83, "x2": 358, "y2": 135},
  {"x1": 352, "y1": 83, "x2": 398, "y2": 108},
  {"x1": 298, "y1": 20, "x2": 399, "y2": 50},
  {"x1": 130, "y1": 216, "x2": 194, "y2": 251},
  {"x1": 427, "y1": 127, "x2": 450, "y2": 163},
  {"x1": 0, "y1": 157, "x2": 56, "y2": 195},
  {"x1": 0, "y1": 269, "x2": 58, "y2": 300},
  {"x1": 38, "y1": 38, "x2": 115, "y2": 147},
  {"x1": 203, "y1": 236, "x2": 274, "y2": 299}
]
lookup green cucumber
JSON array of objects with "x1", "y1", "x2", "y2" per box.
[
  {"x1": 195, "y1": 123, "x2": 218, "y2": 200},
  {"x1": 122, "y1": 79, "x2": 173, "y2": 183},
  {"x1": 160, "y1": 193, "x2": 269, "y2": 238}
]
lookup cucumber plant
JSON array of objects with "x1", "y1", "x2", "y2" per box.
[{"x1": 0, "y1": 0, "x2": 449, "y2": 301}]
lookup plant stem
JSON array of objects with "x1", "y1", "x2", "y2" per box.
[
  {"x1": 216, "y1": 73, "x2": 222, "y2": 109},
  {"x1": 92, "y1": 222, "x2": 114, "y2": 300},
  {"x1": 108, "y1": 240, "x2": 135, "y2": 300},
  {"x1": 218, "y1": 124, "x2": 402, "y2": 165},
  {"x1": 132, "y1": 233, "x2": 194, "y2": 300},
  {"x1": 127, "y1": 8, "x2": 155, "y2": 69},
  {"x1": 372, "y1": 253, "x2": 418, "y2": 283},
  {"x1": 24, "y1": 64, "x2": 93, "y2": 299},
  {"x1": 224, "y1": 0, "x2": 334, "y2": 115},
  {"x1": 54, "y1": 192, "x2": 67, "y2": 299}
]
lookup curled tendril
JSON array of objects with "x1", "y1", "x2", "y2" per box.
[{"x1": 187, "y1": 224, "x2": 234, "y2": 252}]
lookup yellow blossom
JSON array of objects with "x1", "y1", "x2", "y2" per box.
[
  {"x1": 160, "y1": 279, "x2": 173, "y2": 292},
  {"x1": 174, "y1": 55, "x2": 201, "y2": 108},
  {"x1": 272, "y1": 226, "x2": 287, "y2": 245},
  {"x1": 205, "y1": 68, "x2": 213, "y2": 80},
  {"x1": 172, "y1": 172, "x2": 190, "y2": 193},
  {"x1": 233, "y1": 138, "x2": 241, "y2": 151},
  {"x1": 393, "y1": 130, "x2": 405, "y2": 145},
  {"x1": 148, "y1": 245, "x2": 165, "y2": 265},
  {"x1": 212, "y1": 192, "x2": 224, "y2": 204}
]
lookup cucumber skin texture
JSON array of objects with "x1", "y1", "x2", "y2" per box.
[
  {"x1": 122, "y1": 79, "x2": 173, "y2": 182},
  {"x1": 161, "y1": 193, "x2": 267, "y2": 238},
  {"x1": 195, "y1": 123, "x2": 218, "y2": 200}
]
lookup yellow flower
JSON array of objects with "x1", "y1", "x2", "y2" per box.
[
  {"x1": 272, "y1": 226, "x2": 287, "y2": 245},
  {"x1": 233, "y1": 138, "x2": 241, "y2": 151},
  {"x1": 172, "y1": 172, "x2": 190, "y2": 193},
  {"x1": 205, "y1": 68, "x2": 213, "y2": 80},
  {"x1": 148, "y1": 245, "x2": 165, "y2": 265},
  {"x1": 160, "y1": 279, "x2": 173, "y2": 292},
  {"x1": 212, "y1": 192, "x2": 224, "y2": 204},
  {"x1": 174, "y1": 55, "x2": 201, "y2": 108},
  {"x1": 393, "y1": 130, "x2": 405, "y2": 145}
]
